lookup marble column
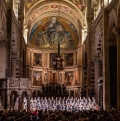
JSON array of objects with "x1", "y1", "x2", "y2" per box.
[
  {"x1": 7, "y1": 90, "x2": 10, "y2": 110},
  {"x1": 7, "y1": 79, "x2": 10, "y2": 109},
  {"x1": 27, "y1": 96, "x2": 30, "y2": 111},
  {"x1": 94, "y1": 58, "x2": 100, "y2": 103},
  {"x1": 18, "y1": 90, "x2": 23, "y2": 111}
]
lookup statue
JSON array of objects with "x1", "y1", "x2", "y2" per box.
[{"x1": 14, "y1": 97, "x2": 19, "y2": 110}]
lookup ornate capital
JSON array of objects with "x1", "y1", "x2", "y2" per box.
[
  {"x1": 0, "y1": 30, "x2": 3, "y2": 37},
  {"x1": 107, "y1": 37, "x2": 116, "y2": 45},
  {"x1": 87, "y1": 17, "x2": 93, "y2": 24},
  {"x1": 91, "y1": 55, "x2": 103, "y2": 65},
  {"x1": 94, "y1": 58, "x2": 101, "y2": 64},
  {"x1": 0, "y1": 40, "x2": 7, "y2": 47},
  {"x1": 112, "y1": 27, "x2": 120, "y2": 38}
]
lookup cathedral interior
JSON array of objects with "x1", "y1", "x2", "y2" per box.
[{"x1": 0, "y1": 0, "x2": 120, "y2": 111}]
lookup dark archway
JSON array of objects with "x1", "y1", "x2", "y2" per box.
[{"x1": 108, "y1": 13, "x2": 117, "y2": 109}]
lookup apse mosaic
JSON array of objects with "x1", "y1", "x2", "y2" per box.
[
  {"x1": 65, "y1": 71, "x2": 74, "y2": 86},
  {"x1": 65, "y1": 53, "x2": 74, "y2": 66},
  {"x1": 29, "y1": 16, "x2": 78, "y2": 49},
  {"x1": 33, "y1": 53, "x2": 42, "y2": 66},
  {"x1": 33, "y1": 71, "x2": 42, "y2": 86}
]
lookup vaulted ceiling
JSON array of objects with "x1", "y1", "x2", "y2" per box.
[{"x1": 24, "y1": 0, "x2": 87, "y2": 49}]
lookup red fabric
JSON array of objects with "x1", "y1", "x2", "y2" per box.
[{"x1": 32, "y1": 111, "x2": 38, "y2": 115}]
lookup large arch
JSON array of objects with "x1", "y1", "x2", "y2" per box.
[
  {"x1": 117, "y1": 0, "x2": 120, "y2": 27},
  {"x1": 108, "y1": 9, "x2": 117, "y2": 35},
  {"x1": 23, "y1": 0, "x2": 87, "y2": 44}
]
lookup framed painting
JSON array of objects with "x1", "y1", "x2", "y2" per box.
[
  {"x1": 33, "y1": 71, "x2": 42, "y2": 86},
  {"x1": 65, "y1": 53, "x2": 74, "y2": 66},
  {"x1": 33, "y1": 53, "x2": 42, "y2": 66},
  {"x1": 65, "y1": 71, "x2": 74, "y2": 86}
]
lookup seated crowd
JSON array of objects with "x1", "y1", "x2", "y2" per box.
[
  {"x1": 0, "y1": 97, "x2": 120, "y2": 121},
  {"x1": 27, "y1": 96, "x2": 100, "y2": 111}
]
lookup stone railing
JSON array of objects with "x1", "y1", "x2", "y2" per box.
[
  {"x1": 0, "y1": 77, "x2": 31, "y2": 89},
  {"x1": 9, "y1": 77, "x2": 31, "y2": 89}
]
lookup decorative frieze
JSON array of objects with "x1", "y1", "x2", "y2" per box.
[
  {"x1": 9, "y1": 77, "x2": 31, "y2": 88},
  {"x1": 9, "y1": 77, "x2": 19, "y2": 87},
  {"x1": 20, "y1": 79, "x2": 30, "y2": 88}
]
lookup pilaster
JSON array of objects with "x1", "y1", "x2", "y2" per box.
[
  {"x1": 94, "y1": 56, "x2": 101, "y2": 103},
  {"x1": 11, "y1": 59, "x2": 17, "y2": 77}
]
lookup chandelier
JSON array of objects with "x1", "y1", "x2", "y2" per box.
[
  {"x1": 52, "y1": 1, "x2": 64, "y2": 72},
  {"x1": 53, "y1": 39, "x2": 64, "y2": 72}
]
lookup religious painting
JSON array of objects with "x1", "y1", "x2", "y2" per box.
[
  {"x1": 33, "y1": 53, "x2": 42, "y2": 66},
  {"x1": 65, "y1": 71, "x2": 74, "y2": 86},
  {"x1": 65, "y1": 53, "x2": 74, "y2": 66},
  {"x1": 33, "y1": 71, "x2": 42, "y2": 86},
  {"x1": 29, "y1": 16, "x2": 78, "y2": 49},
  {"x1": 74, "y1": 70, "x2": 78, "y2": 86},
  {"x1": 50, "y1": 53, "x2": 57, "y2": 68}
]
